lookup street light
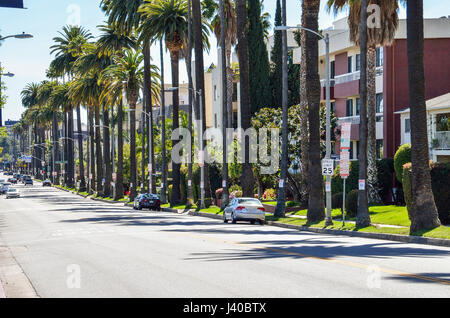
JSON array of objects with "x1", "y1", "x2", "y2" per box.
[
  {"x1": 0, "y1": 32, "x2": 33, "y2": 41},
  {"x1": 275, "y1": 25, "x2": 333, "y2": 226}
]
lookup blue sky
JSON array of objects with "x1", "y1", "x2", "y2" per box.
[{"x1": 0, "y1": 0, "x2": 448, "y2": 122}]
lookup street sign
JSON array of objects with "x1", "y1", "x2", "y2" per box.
[
  {"x1": 56, "y1": 161, "x2": 68, "y2": 164},
  {"x1": 322, "y1": 159, "x2": 334, "y2": 176},
  {"x1": 341, "y1": 122, "x2": 352, "y2": 150},
  {"x1": 147, "y1": 164, "x2": 152, "y2": 173},
  {"x1": 339, "y1": 151, "x2": 350, "y2": 178},
  {"x1": 112, "y1": 173, "x2": 116, "y2": 181},
  {"x1": 198, "y1": 150, "x2": 204, "y2": 168}
]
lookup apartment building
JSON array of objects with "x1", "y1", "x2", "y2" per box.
[{"x1": 292, "y1": 16, "x2": 450, "y2": 159}]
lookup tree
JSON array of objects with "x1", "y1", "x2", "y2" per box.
[
  {"x1": 406, "y1": 0, "x2": 441, "y2": 232},
  {"x1": 236, "y1": 0, "x2": 254, "y2": 197},
  {"x1": 139, "y1": 0, "x2": 188, "y2": 206},
  {"x1": 270, "y1": 0, "x2": 283, "y2": 108},
  {"x1": 303, "y1": 0, "x2": 325, "y2": 223},
  {"x1": 247, "y1": 0, "x2": 271, "y2": 114}
]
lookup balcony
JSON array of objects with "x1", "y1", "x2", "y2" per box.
[
  {"x1": 333, "y1": 67, "x2": 383, "y2": 85},
  {"x1": 433, "y1": 131, "x2": 450, "y2": 150}
]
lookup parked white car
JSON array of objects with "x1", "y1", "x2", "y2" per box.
[
  {"x1": 1, "y1": 182, "x2": 11, "y2": 194},
  {"x1": 6, "y1": 188, "x2": 20, "y2": 199},
  {"x1": 223, "y1": 198, "x2": 266, "y2": 225}
]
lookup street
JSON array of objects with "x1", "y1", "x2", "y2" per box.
[{"x1": 0, "y1": 176, "x2": 449, "y2": 298}]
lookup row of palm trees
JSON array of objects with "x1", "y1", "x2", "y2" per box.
[{"x1": 15, "y1": 0, "x2": 440, "y2": 232}]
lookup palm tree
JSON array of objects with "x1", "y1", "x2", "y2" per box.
[
  {"x1": 327, "y1": 0, "x2": 400, "y2": 205},
  {"x1": 102, "y1": 49, "x2": 144, "y2": 201},
  {"x1": 236, "y1": 0, "x2": 254, "y2": 198},
  {"x1": 406, "y1": 0, "x2": 441, "y2": 232},
  {"x1": 139, "y1": 0, "x2": 188, "y2": 206},
  {"x1": 302, "y1": 0, "x2": 325, "y2": 223}
]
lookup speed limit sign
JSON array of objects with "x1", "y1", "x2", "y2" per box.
[{"x1": 322, "y1": 159, "x2": 334, "y2": 176}]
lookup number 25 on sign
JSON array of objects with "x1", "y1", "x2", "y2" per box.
[{"x1": 322, "y1": 159, "x2": 334, "y2": 176}]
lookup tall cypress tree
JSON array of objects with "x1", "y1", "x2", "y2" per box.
[
  {"x1": 247, "y1": 0, "x2": 271, "y2": 115},
  {"x1": 270, "y1": 0, "x2": 283, "y2": 108}
]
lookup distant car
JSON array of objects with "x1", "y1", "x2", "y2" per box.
[
  {"x1": 1, "y1": 182, "x2": 12, "y2": 194},
  {"x1": 6, "y1": 188, "x2": 20, "y2": 199},
  {"x1": 24, "y1": 178, "x2": 33, "y2": 186},
  {"x1": 133, "y1": 194, "x2": 161, "y2": 211},
  {"x1": 7, "y1": 177, "x2": 17, "y2": 184},
  {"x1": 7, "y1": 171, "x2": 13, "y2": 176},
  {"x1": 223, "y1": 198, "x2": 265, "y2": 225},
  {"x1": 42, "y1": 180, "x2": 52, "y2": 187}
]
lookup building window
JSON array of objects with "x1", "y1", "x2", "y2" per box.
[
  {"x1": 376, "y1": 93, "x2": 384, "y2": 113},
  {"x1": 214, "y1": 114, "x2": 218, "y2": 128},
  {"x1": 331, "y1": 102, "x2": 335, "y2": 114},
  {"x1": 405, "y1": 118, "x2": 411, "y2": 133},
  {"x1": 331, "y1": 60, "x2": 335, "y2": 79},
  {"x1": 356, "y1": 54, "x2": 361, "y2": 71},
  {"x1": 346, "y1": 99, "x2": 354, "y2": 117},
  {"x1": 232, "y1": 82, "x2": 238, "y2": 102},
  {"x1": 356, "y1": 98, "x2": 361, "y2": 116},
  {"x1": 348, "y1": 56, "x2": 353, "y2": 73},
  {"x1": 214, "y1": 85, "x2": 217, "y2": 101},
  {"x1": 376, "y1": 47, "x2": 384, "y2": 67}
]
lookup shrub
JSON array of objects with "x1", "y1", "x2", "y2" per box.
[
  {"x1": 402, "y1": 162, "x2": 450, "y2": 225},
  {"x1": 394, "y1": 143, "x2": 411, "y2": 183},
  {"x1": 332, "y1": 192, "x2": 343, "y2": 211},
  {"x1": 286, "y1": 200, "x2": 300, "y2": 208},
  {"x1": 331, "y1": 160, "x2": 359, "y2": 194},
  {"x1": 345, "y1": 190, "x2": 359, "y2": 218},
  {"x1": 377, "y1": 158, "x2": 395, "y2": 203},
  {"x1": 263, "y1": 188, "x2": 277, "y2": 200}
]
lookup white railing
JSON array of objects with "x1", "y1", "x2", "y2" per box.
[
  {"x1": 338, "y1": 116, "x2": 360, "y2": 125},
  {"x1": 333, "y1": 67, "x2": 383, "y2": 85},
  {"x1": 434, "y1": 131, "x2": 450, "y2": 150}
]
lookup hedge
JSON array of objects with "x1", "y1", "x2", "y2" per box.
[
  {"x1": 345, "y1": 189, "x2": 359, "y2": 218},
  {"x1": 394, "y1": 143, "x2": 411, "y2": 183},
  {"x1": 402, "y1": 162, "x2": 450, "y2": 225}
]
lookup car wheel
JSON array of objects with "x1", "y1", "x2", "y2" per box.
[
  {"x1": 138, "y1": 206, "x2": 143, "y2": 211},
  {"x1": 259, "y1": 220, "x2": 264, "y2": 226},
  {"x1": 223, "y1": 213, "x2": 228, "y2": 223},
  {"x1": 250, "y1": 220, "x2": 255, "y2": 225},
  {"x1": 231, "y1": 213, "x2": 237, "y2": 224}
]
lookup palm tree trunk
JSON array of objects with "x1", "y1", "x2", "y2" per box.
[
  {"x1": 64, "y1": 113, "x2": 68, "y2": 186},
  {"x1": 103, "y1": 106, "x2": 112, "y2": 198},
  {"x1": 129, "y1": 98, "x2": 137, "y2": 201},
  {"x1": 143, "y1": 43, "x2": 152, "y2": 194},
  {"x1": 94, "y1": 103, "x2": 103, "y2": 194},
  {"x1": 114, "y1": 99, "x2": 124, "y2": 201},
  {"x1": 141, "y1": 111, "x2": 146, "y2": 193},
  {"x1": 68, "y1": 109, "x2": 75, "y2": 188},
  {"x1": 53, "y1": 111, "x2": 60, "y2": 185},
  {"x1": 89, "y1": 106, "x2": 96, "y2": 195},
  {"x1": 170, "y1": 49, "x2": 181, "y2": 206},
  {"x1": 367, "y1": 44, "x2": 382, "y2": 204},
  {"x1": 406, "y1": 0, "x2": 441, "y2": 232},
  {"x1": 236, "y1": 0, "x2": 254, "y2": 198},
  {"x1": 304, "y1": 0, "x2": 325, "y2": 222},
  {"x1": 299, "y1": 30, "x2": 309, "y2": 205},
  {"x1": 76, "y1": 104, "x2": 86, "y2": 191},
  {"x1": 356, "y1": 0, "x2": 371, "y2": 227}
]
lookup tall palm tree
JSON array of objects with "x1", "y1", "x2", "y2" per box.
[
  {"x1": 327, "y1": 0, "x2": 400, "y2": 205},
  {"x1": 102, "y1": 49, "x2": 144, "y2": 201},
  {"x1": 139, "y1": 0, "x2": 188, "y2": 206},
  {"x1": 302, "y1": 0, "x2": 325, "y2": 223},
  {"x1": 406, "y1": 0, "x2": 441, "y2": 232},
  {"x1": 236, "y1": 0, "x2": 254, "y2": 198}
]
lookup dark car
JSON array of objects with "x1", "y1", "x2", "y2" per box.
[
  {"x1": 7, "y1": 177, "x2": 17, "y2": 184},
  {"x1": 133, "y1": 194, "x2": 161, "y2": 211},
  {"x1": 24, "y1": 177, "x2": 33, "y2": 186},
  {"x1": 42, "y1": 180, "x2": 52, "y2": 187}
]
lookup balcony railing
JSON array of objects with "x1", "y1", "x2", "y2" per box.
[
  {"x1": 332, "y1": 67, "x2": 383, "y2": 85},
  {"x1": 434, "y1": 131, "x2": 450, "y2": 150}
]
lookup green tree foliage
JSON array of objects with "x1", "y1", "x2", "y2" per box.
[
  {"x1": 247, "y1": 0, "x2": 271, "y2": 115},
  {"x1": 394, "y1": 143, "x2": 411, "y2": 183},
  {"x1": 269, "y1": 0, "x2": 282, "y2": 108}
]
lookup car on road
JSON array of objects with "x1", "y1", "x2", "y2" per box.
[
  {"x1": 6, "y1": 188, "x2": 20, "y2": 199},
  {"x1": 24, "y1": 177, "x2": 33, "y2": 186},
  {"x1": 133, "y1": 194, "x2": 161, "y2": 211},
  {"x1": 42, "y1": 180, "x2": 52, "y2": 187},
  {"x1": 1, "y1": 182, "x2": 12, "y2": 194},
  {"x1": 7, "y1": 177, "x2": 17, "y2": 184},
  {"x1": 223, "y1": 198, "x2": 265, "y2": 225}
]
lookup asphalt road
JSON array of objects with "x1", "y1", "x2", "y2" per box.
[{"x1": 0, "y1": 175, "x2": 449, "y2": 298}]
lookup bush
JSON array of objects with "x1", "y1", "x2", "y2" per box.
[
  {"x1": 229, "y1": 184, "x2": 243, "y2": 198},
  {"x1": 263, "y1": 188, "x2": 277, "y2": 200},
  {"x1": 394, "y1": 143, "x2": 411, "y2": 183},
  {"x1": 332, "y1": 192, "x2": 343, "y2": 211},
  {"x1": 286, "y1": 200, "x2": 300, "y2": 208},
  {"x1": 403, "y1": 162, "x2": 450, "y2": 225},
  {"x1": 377, "y1": 158, "x2": 395, "y2": 203},
  {"x1": 331, "y1": 160, "x2": 359, "y2": 194},
  {"x1": 345, "y1": 190, "x2": 359, "y2": 218}
]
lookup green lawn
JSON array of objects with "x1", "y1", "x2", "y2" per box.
[{"x1": 266, "y1": 215, "x2": 450, "y2": 240}]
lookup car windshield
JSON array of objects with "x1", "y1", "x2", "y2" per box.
[
  {"x1": 237, "y1": 198, "x2": 262, "y2": 205},
  {"x1": 8, "y1": 188, "x2": 17, "y2": 192}
]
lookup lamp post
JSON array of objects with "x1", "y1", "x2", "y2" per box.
[{"x1": 275, "y1": 25, "x2": 333, "y2": 225}]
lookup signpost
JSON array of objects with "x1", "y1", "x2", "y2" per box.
[{"x1": 340, "y1": 123, "x2": 352, "y2": 225}]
